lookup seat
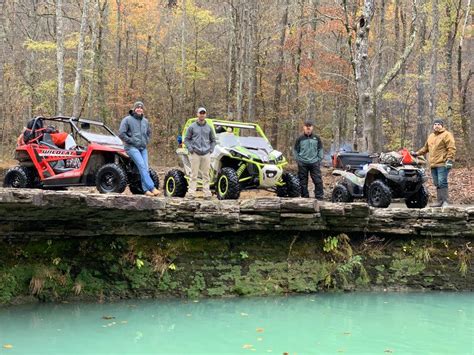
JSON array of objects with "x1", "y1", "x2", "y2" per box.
[
  {"x1": 40, "y1": 133, "x2": 60, "y2": 149},
  {"x1": 355, "y1": 169, "x2": 367, "y2": 178}
]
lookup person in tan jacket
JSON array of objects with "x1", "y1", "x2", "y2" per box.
[{"x1": 412, "y1": 119, "x2": 456, "y2": 207}]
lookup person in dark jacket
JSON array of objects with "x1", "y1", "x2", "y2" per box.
[
  {"x1": 293, "y1": 120, "x2": 324, "y2": 200},
  {"x1": 119, "y1": 101, "x2": 159, "y2": 197},
  {"x1": 184, "y1": 107, "x2": 216, "y2": 198}
]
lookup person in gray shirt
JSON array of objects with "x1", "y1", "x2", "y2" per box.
[
  {"x1": 119, "y1": 101, "x2": 159, "y2": 197},
  {"x1": 184, "y1": 107, "x2": 216, "y2": 198}
]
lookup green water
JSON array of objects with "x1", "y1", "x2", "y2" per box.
[{"x1": 0, "y1": 293, "x2": 472, "y2": 354}]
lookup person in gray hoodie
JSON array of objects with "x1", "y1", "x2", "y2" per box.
[
  {"x1": 184, "y1": 107, "x2": 216, "y2": 198},
  {"x1": 293, "y1": 120, "x2": 324, "y2": 200},
  {"x1": 119, "y1": 101, "x2": 159, "y2": 197}
]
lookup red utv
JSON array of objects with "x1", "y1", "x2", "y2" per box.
[{"x1": 3, "y1": 116, "x2": 159, "y2": 194}]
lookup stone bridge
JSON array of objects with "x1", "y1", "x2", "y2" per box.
[{"x1": 1, "y1": 189, "x2": 473, "y2": 239}]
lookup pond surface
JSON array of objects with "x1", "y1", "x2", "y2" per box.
[{"x1": 0, "y1": 292, "x2": 472, "y2": 354}]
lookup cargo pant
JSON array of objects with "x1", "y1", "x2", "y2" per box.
[{"x1": 188, "y1": 153, "x2": 211, "y2": 196}]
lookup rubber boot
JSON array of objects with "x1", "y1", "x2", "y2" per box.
[
  {"x1": 439, "y1": 187, "x2": 449, "y2": 207},
  {"x1": 430, "y1": 189, "x2": 443, "y2": 207}
]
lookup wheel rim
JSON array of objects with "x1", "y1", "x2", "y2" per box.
[
  {"x1": 100, "y1": 172, "x2": 116, "y2": 191},
  {"x1": 372, "y1": 186, "x2": 383, "y2": 203},
  {"x1": 218, "y1": 175, "x2": 229, "y2": 196},
  {"x1": 166, "y1": 177, "x2": 176, "y2": 195},
  {"x1": 334, "y1": 188, "x2": 343, "y2": 201}
]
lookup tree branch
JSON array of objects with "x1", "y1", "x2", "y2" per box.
[{"x1": 375, "y1": 0, "x2": 418, "y2": 98}]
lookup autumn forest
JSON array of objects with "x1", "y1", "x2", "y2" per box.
[{"x1": 0, "y1": 0, "x2": 472, "y2": 164}]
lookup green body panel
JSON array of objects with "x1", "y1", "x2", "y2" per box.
[{"x1": 180, "y1": 118, "x2": 289, "y2": 189}]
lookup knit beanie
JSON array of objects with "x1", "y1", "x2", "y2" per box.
[
  {"x1": 433, "y1": 118, "x2": 444, "y2": 126},
  {"x1": 133, "y1": 101, "x2": 145, "y2": 110}
]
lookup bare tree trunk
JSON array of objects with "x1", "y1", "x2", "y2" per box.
[
  {"x1": 342, "y1": 0, "x2": 359, "y2": 150},
  {"x1": 458, "y1": 0, "x2": 473, "y2": 159},
  {"x1": 179, "y1": 0, "x2": 187, "y2": 118},
  {"x1": 226, "y1": 1, "x2": 237, "y2": 119},
  {"x1": 96, "y1": 0, "x2": 109, "y2": 122},
  {"x1": 292, "y1": 0, "x2": 304, "y2": 118},
  {"x1": 428, "y1": 0, "x2": 439, "y2": 122},
  {"x1": 113, "y1": 0, "x2": 122, "y2": 120},
  {"x1": 306, "y1": 0, "x2": 319, "y2": 123},
  {"x1": 72, "y1": 0, "x2": 90, "y2": 117},
  {"x1": 271, "y1": 0, "x2": 289, "y2": 147},
  {"x1": 415, "y1": 2, "x2": 427, "y2": 149},
  {"x1": 375, "y1": 0, "x2": 386, "y2": 149},
  {"x1": 457, "y1": 0, "x2": 471, "y2": 95},
  {"x1": 247, "y1": 1, "x2": 258, "y2": 122},
  {"x1": 0, "y1": 0, "x2": 6, "y2": 158},
  {"x1": 56, "y1": 0, "x2": 65, "y2": 115},
  {"x1": 444, "y1": 0, "x2": 462, "y2": 129},
  {"x1": 236, "y1": 2, "x2": 248, "y2": 122},
  {"x1": 143, "y1": 34, "x2": 152, "y2": 92},
  {"x1": 460, "y1": 70, "x2": 473, "y2": 159},
  {"x1": 354, "y1": 0, "x2": 376, "y2": 152},
  {"x1": 87, "y1": 0, "x2": 99, "y2": 118}
]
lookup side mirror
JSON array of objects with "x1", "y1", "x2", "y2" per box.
[{"x1": 80, "y1": 122, "x2": 90, "y2": 130}]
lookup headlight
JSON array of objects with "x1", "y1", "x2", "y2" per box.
[
  {"x1": 230, "y1": 150, "x2": 248, "y2": 159},
  {"x1": 387, "y1": 167, "x2": 399, "y2": 175}
]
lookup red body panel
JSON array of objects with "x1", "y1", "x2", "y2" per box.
[{"x1": 16, "y1": 142, "x2": 126, "y2": 183}]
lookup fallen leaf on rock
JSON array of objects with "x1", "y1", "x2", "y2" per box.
[{"x1": 3, "y1": 344, "x2": 13, "y2": 349}]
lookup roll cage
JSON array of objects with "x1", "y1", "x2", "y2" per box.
[{"x1": 26, "y1": 116, "x2": 122, "y2": 147}]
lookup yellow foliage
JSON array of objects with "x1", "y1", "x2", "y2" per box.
[{"x1": 24, "y1": 39, "x2": 56, "y2": 52}]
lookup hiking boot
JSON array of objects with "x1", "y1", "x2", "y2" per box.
[
  {"x1": 430, "y1": 188, "x2": 448, "y2": 207},
  {"x1": 439, "y1": 187, "x2": 449, "y2": 207}
]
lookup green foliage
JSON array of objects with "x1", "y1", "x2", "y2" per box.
[
  {"x1": 239, "y1": 251, "x2": 249, "y2": 259},
  {"x1": 187, "y1": 272, "x2": 206, "y2": 298},
  {"x1": 323, "y1": 236, "x2": 339, "y2": 252}
]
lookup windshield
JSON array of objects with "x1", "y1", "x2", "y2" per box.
[
  {"x1": 217, "y1": 133, "x2": 273, "y2": 152},
  {"x1": 218, "y1": 133, "x2": 240, "y2": 148},
  {"x1": 76, "y1": 124, "x2": 123, "y2": 146},
  {"x1": 79, "y1": 131, "x2": 123, "y2": 146},
  {"x1": 240, "y1": 137, "x2": 273, "y2": 152}
]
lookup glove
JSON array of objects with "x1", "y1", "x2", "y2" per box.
[
  {"x1": 446, "y1": 160, "x2": 453, "y2": 170},
  {"x1": 410, "y1": 151, "x2": 418, "y2": 157}
]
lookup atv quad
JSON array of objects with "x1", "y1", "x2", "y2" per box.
[
  {"x1": 3, "y1": 116, "x2": 159, "y2": 194},
  {"x1": 331, "y1": 151, "x2": 428, "y2": 208},
  {"x1": 163, "y1": 118, "x2": 300, "y2": 199}
]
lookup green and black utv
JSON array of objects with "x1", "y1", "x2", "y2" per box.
[{"x1": 163, "y1": 118, "x2": 300, "y2": 200}]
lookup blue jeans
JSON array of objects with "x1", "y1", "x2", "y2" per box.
[
  {"x1": 126, "y1": 147, "x2": 155, "y2": 192},
  {"x1": 431, "y1": 166, "x2": 449, "y2": 189}
]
